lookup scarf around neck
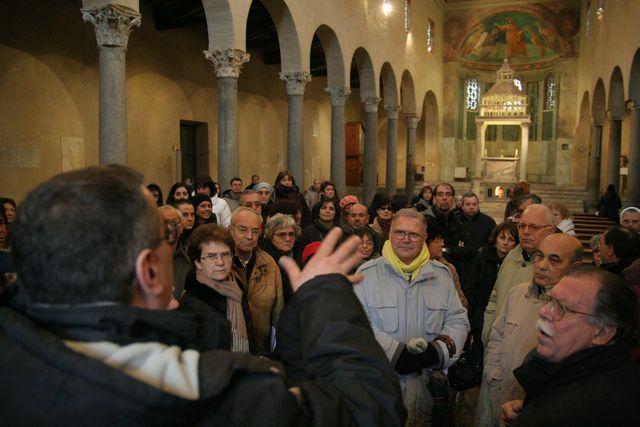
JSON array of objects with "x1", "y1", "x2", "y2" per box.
[
  {"x1": 208, "y1": 279, "x2": 249, "y2": 353},
  {"x1": 382, "y1": 240, "x2": 430, "y2": 281}
]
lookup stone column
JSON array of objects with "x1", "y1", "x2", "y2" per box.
[
  {"x1": 606, "y1": 113, "x2": 623, "y2": 191},
  {"x1": 475, "y1": 122, "x2": 486, "y2": 178},
  {"x1": 404, "y1": 115, "x2": 419, "y2": 198},
  {"x1": 82, "y1": 5, "x2": 141, "y2": 164},
  {"x1": 587, "y1": 123, "x2": 603, "y2": 209},
  {"x1": 326, "y1": 86, "x2": 350, "y2": 197},
  {"x1": 520, "y1": 123, "x2": 530, "y2": 181},
  {"x1": 204, "y1": 49, "x2": 250, "y2": 188},
  {"x1": 363, "y1": 97, "x2": 381, "y2": 205},
  {"x1": 280, "y1": 72, "x2": 312, "y2": 183},
  {"x1": 627, "y1": 105, "x2": 640, "y2": 205},
  {"x1": 385, "y1": 105, "x2": 402, "y2": 195}
]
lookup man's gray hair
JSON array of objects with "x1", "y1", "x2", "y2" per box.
[
  {"x1": 230, "y1": 206, "x2": 263, "y2": 225},
  {"x1": 391, "y1": 208, "x2": 428, "y2": 228},
  {"x1": 159, "y1": 205, "x2": 183, "y2": 220},
  {"x1": 264, "y1": 213, "x2": 300, "y2": 240},
  {"x1": 522, "y1": 203, "x2": 554, "y2": 225}
]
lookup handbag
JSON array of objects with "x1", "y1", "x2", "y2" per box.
[{"x1": 448, "y1": 333, "x2": 483, "y2": 391}]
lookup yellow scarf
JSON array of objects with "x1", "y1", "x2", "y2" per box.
[{"x1": 382, "y1": 240, "x2": 431, "y2": 281}]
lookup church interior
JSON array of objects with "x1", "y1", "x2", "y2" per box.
[{"x1": 2, "y1": 0, "x2": 640, "y2": 211}]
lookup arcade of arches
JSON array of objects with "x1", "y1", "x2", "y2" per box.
[{"x1": 2, "y1": 0, "x2": 640, "y2": 209}]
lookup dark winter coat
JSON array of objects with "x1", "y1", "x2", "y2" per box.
[
  {"x1": 0, "y1": 275, "x2": 406, "y2": 426},
  {"x1": 447, "y1": 211, "x2": 496, "y2": 286},
  {"x1": 512, "y1": 345, "x2": 640, "y2": 426},
  {"x1": 274, "y1": 184, "x2": 311, "y2": 226},
  {"x1": 598, "y1": 191, "x2": 622, "y2": 222},
  {"x1": 465, "y1": 245, "x2": 505, "y2": 338}
]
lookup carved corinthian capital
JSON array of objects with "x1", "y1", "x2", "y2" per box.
[
  {"x1": 405, "y1": 115, "x2": 419, "y2": 129},
  {"x1": 204, "y1": 49, "x2": 250, "y2": 78},
  {"x1": 384, "y1": 105, "x2": 403, "y2": 120},
  {"x1": 325, "y1": 86, "x2": 351, "y2": 106},
  {"x1": 364, "y1": 97, "x2": 381, "y2": 113},
  {"x1": 81, "y1": 5, "x2": 141, "y2": 50},
  {"x1": 279, "y1": 72, "x2": 312, "y2": 95}
]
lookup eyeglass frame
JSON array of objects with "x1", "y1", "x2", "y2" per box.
[
  {"x1": 391, "y1": 229, "x2": 425, "y2": 242},
  {"x1": 542, "y1": 295, "x2": 596, "y2": 321},
  {"x1": 200, "y1": 251, "x2": 233, "y2": 263}
]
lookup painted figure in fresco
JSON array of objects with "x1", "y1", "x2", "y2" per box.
[
  {"x1": 523, "y1": 25, "x2": 546, "y2": 56},
  {"x1": 494, "y1": 17, "x2": 527, "y2": 58},
  {"x1": 461, "y1": 25, "x2": 488, "y2": 56}
]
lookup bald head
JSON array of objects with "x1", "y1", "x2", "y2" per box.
[
  {"x1": 518, "y1": 204, "x2": 555, "y2": 255},
  {"x1": 347, "y1": 204, "x2": 369, "y2": 229},
  {"x1": 533, "y1": 233, "x2": 583, "y2": 288}
]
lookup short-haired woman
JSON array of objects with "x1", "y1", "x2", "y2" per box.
[
  {"x1": 262, "y1": 213, "x2": 301, "y2": 302},
  {"x1": 180, "y1": 224, "x2": 251, "y2": 353}
]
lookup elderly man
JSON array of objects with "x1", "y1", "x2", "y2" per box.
[
  {"x1": 621, "y1": 206, "x2": 640, "y2": 233},
  {"x1": 482, "y1": 204, "x2": 556, "y2": 343},
  {"x1": 599, "y1": 225, "x2": 640, "y2": 276},
  {"x1": 502, "y1": 267, "x2": 640, "y2": 426},
  {"x1": 0, "y1": 165, "x2": 405, "y2": 425},
  {"x1": 229, "y1": 207, "x2": 284, "y2": 355},
  {"x1": 304, "y1": 178, "x2": 321, "y2": 208},
  {"x1": 240, "y1": 189, "x2": 262, "y2": 214},
  {"x1": 355, "y1": 208, "x2": 469, "y2": 426},
  {"x1": 476, "y1": 234, "x2": 583, "y2": 426},
  {"x1": 159, "y1": 205, "x2": 191, "y2": 299}
]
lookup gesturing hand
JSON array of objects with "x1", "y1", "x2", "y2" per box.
[
  {"x1": 278, "y1": 227, "x2": 364, "y2": 293},
  {"x1": 501, "y1": 399, "x2": 523, "y2": 425}
]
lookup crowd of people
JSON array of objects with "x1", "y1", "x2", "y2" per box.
[{"x1": 1, "y1": 170, "x2": 640, "y2": 426}]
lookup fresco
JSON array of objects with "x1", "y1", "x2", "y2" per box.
[{"x1": 458, "y1": 12, "x2": 560, "y2": 66}]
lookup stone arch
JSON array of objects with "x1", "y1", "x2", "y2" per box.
[
  {"x1": 312, "y1": 24, "x2": 346, "y2": 87},
  {"x1": 380, "y1": 62, "x2": 399, "y2": 108},
  {"x1": 592, "y1": 78, "x2": 606, "y2": 125},
  {"x1": 417, "y1": 91, "x2": 440, "y2": 183},
  {"x1": 400, "y1": 70, "x2": 417, "y2": 115},
  {"x1": 629, "y1": 49, "x2": 640, "y2": 104},
  {"x1": 201, "y1": 0, "x2": 237, "y2": 50},
  {"x1": 349, "y1": 47, "x2": 377, "y2": 100},
  {"x1": 608, "y1": 67, "x2": 625, "y2": 118},
  {"x1": 244, "y1": 0, "x2": 303, "y2": 73}
]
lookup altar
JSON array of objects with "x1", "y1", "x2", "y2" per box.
[{"x1": 483, "y1": 156, "x2": 520, "y2": 182}]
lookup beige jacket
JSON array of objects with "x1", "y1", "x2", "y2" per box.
[
  {"x1": 484, "y1": 281, "x2": 547, "y2": 425},
  {"x1": 482, "y1": 244, "x2": 534, "y2": 343},
  {"x1": 232, "y1": 248, "x2": 284, "y2": 354}
]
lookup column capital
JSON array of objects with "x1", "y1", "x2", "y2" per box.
[
  {"x1": 204, "y1": 49, "x2": 250, "y2": 78},
  {"x1": 405, "y1": 115, "x2": 419, "y2": 129},
  {"x1": 384, "y1": 105, "x2": 403, "y2": 119},
  {"x1": 521, "y1": 122, "x2": 531, "y2": 128},
  {"x1": 325, "y1": 86, "x2": 351, "y2": 106},
  {"x1": 279, "y1": 72, "x2": 312, "y2": 95},
  {"x1": 81, "y1": 5, "x2": 141, "y2": 50},
  {"x1": 364, "y1": 97, "x2": 381, "y2": 113},
  {"x1": 607, "y1": 110, "x2": 624, "y2": 121}
]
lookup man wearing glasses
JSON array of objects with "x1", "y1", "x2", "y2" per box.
[
  {"x1": 230, "y1": 207, "x2": 284, "y2": 355},
  {"x1": 502, "y1": 266, "x2": 640, "y2": 426},
  {"x1": 354, "y1": 208, "x2": 469, "y2": 426},
  {"x1": 476, "y1": 233, "x2": 583, "y2": 426},
  {"x1": 482, "y1": 204, "x2": 556, "y2": 343}
]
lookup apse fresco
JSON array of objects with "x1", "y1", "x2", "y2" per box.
[{"x1": 458, "y1": 13, "x2": 560, "y2": 66}]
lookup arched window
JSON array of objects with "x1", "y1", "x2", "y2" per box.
[
  {"x1": 542, "y1": 74, "x2": 559, "y2": 140},
  {"x1": 426, "y1": 19, "x2": 435, "y2": 53},
  {"x1": 465, "y1": 77, "x2": 479, "y2": 110}
]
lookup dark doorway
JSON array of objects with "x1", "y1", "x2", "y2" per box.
[{"x1": 180, "y1": 121, "x2": 209, "y2": 182}]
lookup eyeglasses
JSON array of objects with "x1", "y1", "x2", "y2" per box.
[
  {"x1": 543, "y1": 295, "x2": 595, "y2": 321},
  {"x1": 200, "y1": 251, "x2": 232, "y2": 263},
  {"x1": 517, "y1": 223, "x2": 553, "y2": 232},
  {"x1": 273, "y1": 231, "x2": 296, "y2": 239},
  {"x1": 391, "y1": 229, "x2": 424, "y2": 242},
  {"x1": 163, "y1": 219, "x2": 180, "y2": 245},
  {"x1": 257, "y1": 190, "x2": 272, "y2": 196},
  {"x1": 232, "y1": 225, "x2": 261, "y2": 237}
]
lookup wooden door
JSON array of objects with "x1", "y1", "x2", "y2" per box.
[{"x1": 345, "y1": 122, "x2": 362, "y2": 186}]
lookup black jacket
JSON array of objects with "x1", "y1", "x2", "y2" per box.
[
  {"x1": 447, "y1": 211, "x2": 496, "y2": 285},
  {"x1": 512, "y1": 345, "x2": 640, "y2": 426},
  {"x1": 0, "y1": 275, "x2": 405, "y2": 426},
  {"x1": 274, "y1": 184, "x2": 311, "y2": 226},
  {"x1": 465, "y1": 245, "x2": 504, "y2": 337}
]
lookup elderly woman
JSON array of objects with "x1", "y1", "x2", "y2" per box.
[
  {"x1": 549, "y1": 202, "x2": 576, "y2": 236},
  {"x1": 253, "y1": 182, "x2": 274, "y2": 222},
  {"x1": 590, "y1": 233, "x2": 602, "y2": 266},
  {"x1": 180, "y1": 224, "x2": 251, "y2": 353},
  {"x1": 263, "y1": 213, "x2": 301, "y2": 302}
]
